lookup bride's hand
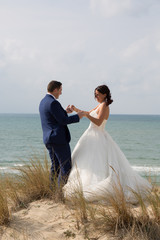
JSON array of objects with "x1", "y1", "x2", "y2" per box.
[{"x1": 77, "y1": 111, "x2": 88, "y2": 119}]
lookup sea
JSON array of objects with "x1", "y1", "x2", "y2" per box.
[{"x1": 0, "y1": 113, "x2": 160, "y2": 184}]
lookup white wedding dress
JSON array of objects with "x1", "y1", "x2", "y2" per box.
[{"x1": 63, "y1": 106, "x2": 152, "y2": 203}]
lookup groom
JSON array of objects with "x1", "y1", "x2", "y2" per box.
[{"x1": 39, "y1": 80, "x2": 83, "y2": 186}]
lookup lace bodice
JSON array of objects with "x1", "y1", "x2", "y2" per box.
[{"x1": 89, "y1": 108, "x2": 107, "y2": 131}]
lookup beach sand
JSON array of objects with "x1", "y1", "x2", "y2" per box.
[
  {"x1": 0, "y1": 199, "x2": 110, "y2": 240},
  {"x1": 0, "y1": 187, "x2": 159, "y2": 240}
]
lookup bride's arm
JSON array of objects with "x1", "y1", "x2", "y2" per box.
[
  {"x1": 71, "y1": 104, "x2": 100, "y2": 113},
  {"x1": 85, "y1": 103, "x2": 109, "y2": 126}
]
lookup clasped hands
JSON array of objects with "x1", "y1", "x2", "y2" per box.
[{"x1": 66, "y1": 105, "x2": 88, "y2": 119}]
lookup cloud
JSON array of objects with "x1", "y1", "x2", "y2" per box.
[
  {"x1": 0, "y1": 1, "x2": 160, "y2": 114},
  {"x1": 90, "y1": 0, "x2": 159, "y2": 18},
  {"x1": 122, "y1": 38, "x2": 149, "y2": 58},
  {"x1": 0, "y1": 39, "x2": 36, "y2": 67},
  {"x1": 90, "y1": 0, "x2": 131, "y2": 18}
]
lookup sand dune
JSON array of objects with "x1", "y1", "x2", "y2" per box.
[{"x1": 0, "y1": 199, "x2": 109, "y2": 240}]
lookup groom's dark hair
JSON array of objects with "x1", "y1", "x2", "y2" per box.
[{"x1": 47, "y1": 80, "x2": 62, "y2": 93}]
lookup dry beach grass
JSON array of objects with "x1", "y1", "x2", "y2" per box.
[{"x1": 0, "y1": 155, "x2": 159, "y2": 240}]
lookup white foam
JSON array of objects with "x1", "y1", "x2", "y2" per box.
[
  {"x1": 14, "y1": 164, "x2": 24, "y2": 167},
  {"x1": 0, "y1": 167, "x2": 8, "y2": 170},
  {"x1": 132, "y1": 166, "x2": 160, "y2": 174},
  {"x1": 0, "y1": 164, "x2": 24, "y2": 173},
  {"x1": 0, "y1": 166, "x2": 20, "y2": 174},
  {"x1": 1, "y1": 165, "x2": 160, "y2": 175}
]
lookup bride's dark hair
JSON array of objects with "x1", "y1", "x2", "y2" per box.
[{"x1": 94, "y1": 85, "x2": 113, "y2": 106}]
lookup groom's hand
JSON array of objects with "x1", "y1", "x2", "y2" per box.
[
  {"x1": 70, "y1": 105, "x2": 76, "y2": 112},
  {"x1": 66, "y1": 105, "x2": 73, "y2": 113}
]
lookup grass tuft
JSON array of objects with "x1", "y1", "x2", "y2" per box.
[
  {"x1": 67, "y1": 170, "x2": 160, "y2": 240},
  {"x1": 0, "y1": 179, "x2": 10, "y2": 225},
  {"x1": 0, "y1": 155, "x2": 159, "y2": 240}
]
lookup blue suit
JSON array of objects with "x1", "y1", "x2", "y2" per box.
[{"x1": 39, "y1": 94, "x2": 80, "y2": 185}]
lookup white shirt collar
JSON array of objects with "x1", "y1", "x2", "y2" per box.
[
  {"x1": 47, "y1": 93, "x2": 60, "y2": 102},
  {"x1": 47, "y1": 92, "x2": 55, "y2": 99}
]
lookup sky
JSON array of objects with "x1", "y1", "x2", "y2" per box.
[{"x1": 0, "y1": 0, "x2": 160, "y2": 114}]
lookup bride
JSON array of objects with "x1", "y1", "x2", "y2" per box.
[{"x1": 63, "y1": 85, "x2": 152, "y2": 202}]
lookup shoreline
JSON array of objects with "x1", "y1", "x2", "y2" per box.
[{"x1": 1, "y1": 165, "x2": 160, "y2": 185}]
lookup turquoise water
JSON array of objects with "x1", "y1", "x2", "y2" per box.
[{"x1": 0, "y1": 114, "x2": 160, "y2": 183}]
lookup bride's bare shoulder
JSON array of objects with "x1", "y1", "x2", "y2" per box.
[
  {"x1": 98, "y1": 102, "x2": 109, "y2": 117},
  {"x1": 100, "y1": 102, "x2": 108, "y2": 109}
]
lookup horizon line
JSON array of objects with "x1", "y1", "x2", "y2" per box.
[{"x1": 0, "y1": 112, "x2": 160, "y2": 116}]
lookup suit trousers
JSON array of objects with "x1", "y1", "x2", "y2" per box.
[{"x1": 45, "y1": 143, "x2": 72, "y2": 186}]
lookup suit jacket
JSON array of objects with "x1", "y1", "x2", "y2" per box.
[{"x1": 39, "y1": 94, "x2": 80, "y2": 145}]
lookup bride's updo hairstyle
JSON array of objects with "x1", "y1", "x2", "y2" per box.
[{"x1": 95, "y1": 85, "x2": 113, "y2": 106}]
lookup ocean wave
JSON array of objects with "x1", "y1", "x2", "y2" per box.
[
  {"x1": 1, "y1": 165, "x2": 160, "y2": 175},
  {"x1": 0, "y1": 164, "x2": 24, "y2": 170},
  {"x1": 0, "y1": 167, "x2": 8, "y2": 170},
  {"x1": 13, "y1": 164, "x2": 24, "y2": 167},
  {"x1": 132, "y1": 166, "x2": 160, "y2": 175},
  {"x1": 0, "y1": 166, "x2": 21, "y2": 173}
]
